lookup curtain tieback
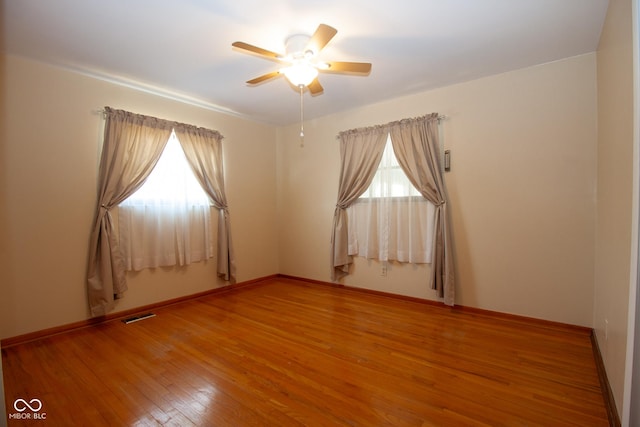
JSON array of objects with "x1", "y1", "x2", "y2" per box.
[{"x1": 434, "y1": 200, "x2": 445, "y2": 206}]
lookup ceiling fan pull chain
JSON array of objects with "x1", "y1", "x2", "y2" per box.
[{"x1": 299, "y1": 84, "x2": 305, "y2": 147}]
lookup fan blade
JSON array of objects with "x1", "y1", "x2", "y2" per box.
[
  {"x1": 308, "y1": 78, "x2": 324, "y2": 95},
  {"x1": 324, "y1": 61, "x2": 372, "y2": 74},
  {"x1": 306, "y1": 24, "x2": 337, "y2": 54},
  {"x1": 246, "y1": 71, "x2": 281, "y2": 85},
  {"x1": 232, "y1": 41, "x2": 285, "y2": 63}
]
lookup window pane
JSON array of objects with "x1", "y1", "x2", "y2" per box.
[
  {"x1": 123, "y1": 132, "x2": 210, "y2": 206},
  {"x1": 361, "y1": 135, "x2": 420, "y2": 198}
]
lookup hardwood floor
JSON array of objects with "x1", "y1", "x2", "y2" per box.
[{"x1": 3, "y1": 278, "x2": 609, "y2": 426}]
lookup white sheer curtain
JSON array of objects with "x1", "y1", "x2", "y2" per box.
[
  {"x1": 347, "y1": 136, "x2": 436, "y2": 263},
  {"x1": 118, "y1": 132, "x2": 213, "y2": 271}
]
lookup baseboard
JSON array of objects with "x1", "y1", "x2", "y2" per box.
[
  {"x1": 0, "y1": 272, "x2": 595, "y2": 344},
  {"x1": 0, "y1": 274, "x2": 278, "y2": 348},
  {"x1": 279, "y1": 274, "x2": 593, "y2": 335},
  {"x1": 591, "y1": 331, "x2": 622, "y2": 427}
]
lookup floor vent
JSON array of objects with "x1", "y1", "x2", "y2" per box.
[{"x1": 122, "y1": 313, "x2": 156, "y2": 324}]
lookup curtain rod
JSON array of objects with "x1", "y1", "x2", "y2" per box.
[
  {"x1": 93, "y1": 107, "x2": 224, "y2": 140},
  {"x1": 335, "y1": 114, "x2": 448, "y2": 139}
]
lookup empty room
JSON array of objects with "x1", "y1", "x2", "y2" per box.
[{"x1": 1, "y1": 0, "x2": 639, "y2": 425}]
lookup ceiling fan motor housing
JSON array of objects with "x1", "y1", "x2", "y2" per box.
[{"x1": 285, "y1": 34, "x2": 314, "y2": 59}]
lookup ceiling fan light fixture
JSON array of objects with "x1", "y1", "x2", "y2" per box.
[{"x1": 282, "y1": 62, "x2": 318, "y2": 87}]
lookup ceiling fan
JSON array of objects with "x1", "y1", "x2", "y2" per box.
[{"x1": 232, "y1": 24, "x2": 372, "y2": 95}]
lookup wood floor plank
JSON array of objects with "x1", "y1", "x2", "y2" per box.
[{"x1": 2, "y1": 278, "x2": 609, "y2": 426}]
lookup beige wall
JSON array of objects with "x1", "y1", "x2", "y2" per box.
[
  {"x1": 278, "y1": 53, "x2": 598, "y2": 327},
  {"x1": 0, "y1": 55, "x2": 279, "y2": 340},
  {"x1": 595, "y1": 0, "x2": 635, "y2": 418}
]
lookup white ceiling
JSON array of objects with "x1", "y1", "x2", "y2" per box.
[{"x1": 4, "y1": 0, "x2": 609, "y2": 126}]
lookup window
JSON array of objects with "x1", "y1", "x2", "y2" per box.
[
  {"x1": 347, "y1": 135, "x2": 435, "y2": 263},
  {"x1": 118, "y1": 131, "x2": 213, "y2": 271}
]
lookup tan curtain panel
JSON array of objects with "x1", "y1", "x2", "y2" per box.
[
  {"x1": 330, "y1": 126, "x2": 388, "y2": 280},
  {"x1": 86, "y1": 108, "x2": 173, "y2": 316},
  {"x1": 389, "y1": 113, "x2": 455, "y2": 305},
  {"x1": 174, "y1": 125, "x2": 236, "y2": 282}
]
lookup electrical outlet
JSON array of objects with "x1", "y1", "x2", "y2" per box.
[{"x1": 381, "y1": 263, "x2": 387, "y2": 277}]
